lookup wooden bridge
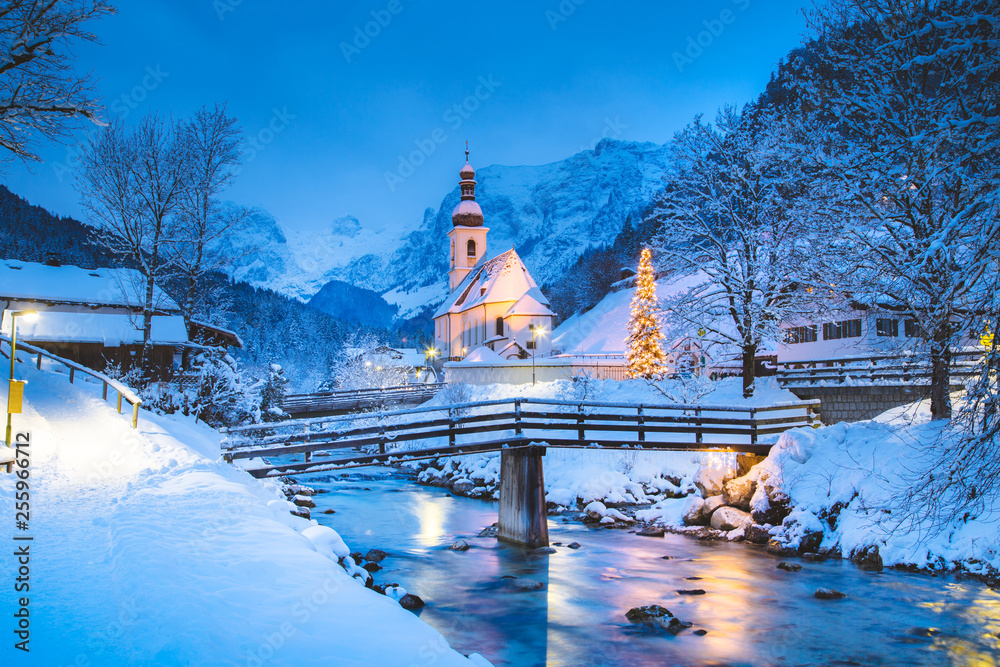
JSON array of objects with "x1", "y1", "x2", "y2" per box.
[
  {"x1": 280, "y1": 382, "x2": 444, "y2": 417},
  {"x1": 222, "y1": 397, "x2": 819, "y2": 549}
]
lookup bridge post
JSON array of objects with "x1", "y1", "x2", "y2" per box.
[
  {"x1": 637, "y1": 406, "x2": 644, "y2": 442},
  {"x1": 498, "y1": 444, "x2": 549, "y2": 549}
]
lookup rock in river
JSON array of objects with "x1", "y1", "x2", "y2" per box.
[
  {"x1": 814, "y1": 588, "x2": 846, "y2": 600},
  {"x1": 364, "y1": 548, "x2": 388, "y2": 563},
  {"x1": 450, "y1": 540, "x2": 471, "y2": 551},
  {"x1": 625, "y1": 605, "x2": 691, "y2": 635}
]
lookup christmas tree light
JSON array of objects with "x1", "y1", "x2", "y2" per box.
[{"x1": 625, "y1": 247, "x2": 667, "y2": 379}]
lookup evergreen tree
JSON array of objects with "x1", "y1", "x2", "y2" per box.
[{"x1": 625, "y1": 247, "x2": 667, "y2": 379}]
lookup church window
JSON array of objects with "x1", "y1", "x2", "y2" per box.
[
  {"x1": 467, "y1": 239, "x2": 476, "y2": 257},
  {"x1": 496, "y1": 317, "x2": 504, "y2": 337}
]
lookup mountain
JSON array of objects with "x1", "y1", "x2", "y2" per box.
[
  {"x1": 386, "y1": 138, "x2": 672, "y2": 297},
  {"x1": 308, "y1": 279, "x2": 398, "y2": 328},
  {"x1": 223, "y1": 138, "x2": 672, "y2": 321}
]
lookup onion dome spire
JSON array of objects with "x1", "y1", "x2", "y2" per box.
[{"x1": 452, "y1": 142, "x2": 484, "y2": 227}]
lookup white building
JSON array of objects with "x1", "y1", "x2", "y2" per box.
[{"x1": 433, "y1": 150, "x2": 554, "y2": 360}]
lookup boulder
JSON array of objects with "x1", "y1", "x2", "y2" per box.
[
  {"x1": 682, "y1": 496, "x2": 708, "y2": 527},
  {"x1": 722, "y1": 476, "x2": 757, "y2": 511},
  {"x1": 850, "y1": 545, "x2": 884, "y2": 572},
  {"x1": 765, "y1": 540, "x2": 798, "y2": 557},
  {"x1": 704, "y1": 495, "x2": 726, "y2": 516},
  {"x1": 532, "y1": 546, "x2": 557, "y2": 554},
  {"x1": 625, "y1": 605, "x2": 691, "y2": 634},
  {"x1": 677, "y1": 589, "x2": 706, "y2": 595},
  {"x1": 636, "y1": 525, "x2": 666, "y2": 537},
  {"x1": 584, "y1": 501, "x2": 608, "y2": 521},
  {"x1": 694, "y1": 467, "x2": 728, "y2": 498},
  {"x1": 364, "y1": 548, "x2": 388, "y2": 563},
  {"x1": 798, "y1": 530, "x2": 824, "y2": 555},
  {"x1": 814, "y1": 588, "x2": 846, "y2": 600},
  {"x1": 744, "y1": 523, "x2": 772, "y2": 545},
  {"x1": 362, "y1": 562, "x2": 381, "y2": 573},
  {"x1": 451, "y1": 478, "x2": 475, "y2": 495},
  {"x1": 450, "y1": 540, "x2": 471, "y2": 552},
  {"x1": 776, "y1": 561, "x2": 802, "y2": 572},
  {"x1": 290, "y1": 506, "x2": 310, "y2": 520},
  {"x1": 350, "y1": 552, "x2": 363, "y2": 565},
  {"x1": 710, "y1": 507, "x2": 751, "y2": 532},
  {"x1": 477, "y1": 523, "x2": 499, "y2": 538},
  {"x1": 322, "y1": 508, "x2": 336, "y2": 515},
  {"x1": 501, "y1": 576, "x2": 545, "y2": 591},
  {"x1": 567, "y1": 542, "x2": 581, "y2": 549},
  {"x1": 399, "y1": 594, "x2": 425, "y2": 610}
]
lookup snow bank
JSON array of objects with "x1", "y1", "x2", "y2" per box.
[{"x1": 0, "y1": 363, "x2": 487, "y2": 666}]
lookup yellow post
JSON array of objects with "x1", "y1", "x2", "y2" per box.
[
  {"x1": 117, "y1": 392, "x2": 123, "y2": 414},
  {"x1": 132, "y1": 402, "x2": 139, "y2": 429},
  {"x1": 7, "y1": 380, "x2": 24, "y2": 414}
]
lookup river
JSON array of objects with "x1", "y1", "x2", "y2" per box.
[{"x1": 300, "y1": 467, "x2": 1000, "y2": 667}]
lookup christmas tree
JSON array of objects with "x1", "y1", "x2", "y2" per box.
[{"x1": 625, "y1": 247, "x2": 667, "y2": 379}]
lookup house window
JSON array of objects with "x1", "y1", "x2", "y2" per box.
[
  {"x1": 876, "y1": 318, "x2": 899, "y2": 337},
  {"x1": 823, "y1": 319, "x2": 862, "y2": 340},
  {"x1": 904, "y1": 319, "x2": 924, "y2": 338},
  {"x1": 495, "y1": 317, "x2": 504, "y2": 337},
  {"x1": 784, "y1": 325, "x2": 818, "y2": 345},
  {"x1": 467, "y1": 239, "x2": 476, "y2": 257},
  {"x1": 526, "y1": 340, "x2": 535, "y2": 350}
]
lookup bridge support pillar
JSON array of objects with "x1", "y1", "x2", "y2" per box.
[{"x1": 498, "y1": 444, "x2": 549, "y2": 549}]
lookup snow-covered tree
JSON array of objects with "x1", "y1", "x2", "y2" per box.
[
  {"x1": 624, "y1": 247, "x2": 667, "y2": 380},
  {"x1": 172, "y1": 104, "x2": 249, "y2": 323},
  {"x1": 258, "y1": 363, "x2": 290, "y2": 422},
  {"x1": 78, "y1": 115, "x2": 190, "y2": 377},
  {"x1": 0, "y1": 0, "x2": 113, "y2": 163},
  {"x1": 333, "y1": 333, "x2": 413, "y2": 391},
  {"x1": 787, "y1": 0, "x2": 1000, "y2": 419},
  {"x1": 652, "y1": 105, "x2": 824, "y2": 398}
]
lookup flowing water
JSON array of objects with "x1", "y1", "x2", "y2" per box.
[{"x1": 300, "y1": 467, "x2": 1000, "y2": 667}]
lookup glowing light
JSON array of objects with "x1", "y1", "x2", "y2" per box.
[{"x1": 625, "y1": 247, "x2": 667, "y2": 379}]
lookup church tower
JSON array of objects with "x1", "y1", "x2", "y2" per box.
[{"x1": 447, "y1": 144, "x2": 489, "y2": 291}]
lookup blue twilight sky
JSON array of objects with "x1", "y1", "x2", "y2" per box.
[{"x1": 3, "y1": 0, "x2": 813, "y2": 235}]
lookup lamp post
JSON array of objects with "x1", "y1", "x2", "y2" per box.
[
  {"x1": 424, "y1": 347, "x2": 438, "y2": 383},
  {"x1": 530, "y1": 324, "x2": 546, "y2": 385},
  {"x1": 6, "y1": 310, "x2": 38, "y2": 448}
]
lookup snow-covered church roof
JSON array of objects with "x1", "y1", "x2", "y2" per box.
[
  {"x1": 433, "y1": 248, "x2": 553, "y2": 319},
  {"x1": 0, "y1": 260, "x2": 180, "y2": 311}
]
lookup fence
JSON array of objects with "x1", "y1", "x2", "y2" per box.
[
  {"x1": 775, "y1": 350, "x2": 982, "y2": 387},
  {"x1": 1, "y1": 335, "x2": 142, "y2": 429},
  {"x1": 222, "y1": 397, "x2": 821, "y2": 478},
  {"x1": 444, "y1": 358, "x2": 628, "y2": 385},
  {"x1": 281, "y1": 383, "x2": 444, "y2": 416}
]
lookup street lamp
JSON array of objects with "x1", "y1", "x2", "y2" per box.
[
  {"x1": 530, "y1": 323, "x2": 547, "y2": 385},
  {"x1": 424, "y1": 347, "x2": 438, "y2": 382},
  {"x1": 6, "y1": 310, "x2": 38, "y2": 449}
]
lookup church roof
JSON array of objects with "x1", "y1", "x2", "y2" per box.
[
  {"x1": 433, "y1": 248, "x2": 550, "y2": 318},
  {"x1": 504, "y1": 291, "x2": 553, "y2": 317}
]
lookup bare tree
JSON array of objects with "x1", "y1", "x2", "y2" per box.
[
  {"x1": 652, "y1": 105, "x2": 825, "y2": 398},
  {"x1": 789, "y1": 0, "x2": 1000, "y2": 419},
  {"x1": 0, "y1": 0, "x2": 113, "y2": 162},
  {"x1": 78, "y1": 114, "x2": 190, "y2": 376},
  {"x1": 172, "y1": 104, "x2": 245, "y2": 323}
]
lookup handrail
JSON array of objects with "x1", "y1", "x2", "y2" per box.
[
  {"x1": 0, "y1": 335, "x2": 142, "y2": 429},
  {"x1": 284, "y1": 382, "x2": 445, "y2": 400},
  {"x1": 224, "y1": 396, "x2": 821, "y2": 436}
]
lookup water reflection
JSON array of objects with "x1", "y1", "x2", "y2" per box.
[{"x1": 305, "y1": 469, "x2": 1000, "y2": 667}]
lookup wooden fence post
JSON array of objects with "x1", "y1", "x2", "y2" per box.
[
  {"x1": 448, "y1": 407, "x2": 456, "y2": 447},
  {"x1": 378, "y1": 413, "x2": 386, "y2": 455},
  {"x1": 69, "y1": 367, "x2": 75, "y2": 384},
  {"x1": 102, "y1": 381, "x2": 108, "y2": 401},
  {"x1": 637, "y1": 406, "x2": 645, "y2": 443},
  {"x1": 131, "y1": 402, "x2": 139, "y2": 429},
  {"x1": 695, "y1": 408, "x2": 703, "y2": 445},
  {"x1": 304, "y1": 423, "x2": 312, "y2": 463},
  {"x1": 577, "y1": 404, "x2": 584, "y2": 443},
  {"x1": 750, "y1": 408, "x2": 758, "y2": 445},
  {"x1": 514, "y1": 399, "x2": 522, "y2": 438},
  {"x1": 36, "y1": 353, "x2": 42, "y2": 370},
  {"x1": 117, "y1": 392, "x2": 123, "y2": 414}
]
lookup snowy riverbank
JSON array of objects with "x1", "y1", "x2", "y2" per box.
[
  {"x1": 406, "y1": 379, "x2": 1000, "y2": 582},
  {"x1": 0, "y1": 363, "x2": 490, "y2": 666}
]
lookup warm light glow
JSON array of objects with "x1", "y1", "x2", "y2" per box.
[
  {"x1": 625, "y1": 247, "x2": 667, "y2": 379},
  {"x1": 14, "y1": 311, "x2": 38, "y2": 323}
]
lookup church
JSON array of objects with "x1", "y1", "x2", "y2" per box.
[{"x1": 433, "y1": 150, "x2": 553, "y2": 360}]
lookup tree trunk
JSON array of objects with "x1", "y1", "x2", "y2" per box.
[
  {"x1": 140, "y1": 272, "x2": 156, "y2": 380},
  {"x1": 929, "y1": 321, "x2": 953, "y2": 420},
  {"x1": 742, "y1": 341, "x2": 758, "y2": 398}
]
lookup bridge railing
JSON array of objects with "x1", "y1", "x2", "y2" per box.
[
  {"x1": 775, "y1": 350, "x2": 982, "y2": 387},
  {"x1": 281, "y1": 382, "x2": 444, "y2": 415},
  {"x1": 1, "y1": 335, "x2": 142, "y2": 428},
  {"x1": 222, "y1": 397, "x2": 821, "y2": 478}
]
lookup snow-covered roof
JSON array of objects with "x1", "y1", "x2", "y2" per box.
[
  {"x1": 434, "y1": 249, "x2": 550, "y2": 318},
  {"x1": 504, "y1": 291, "x2": 553, "y2": 318},
  {"x1": 2, "y1": 311, "x2": 189, "y2": 346},
  {"x1": 461, "y1": 346, "x2": 505, "y2": 363},
  {"x1": 0, "y1": 260, "x2": 180, "y2": 311}
]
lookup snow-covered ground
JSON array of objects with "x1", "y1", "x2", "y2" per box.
[{"x1": 0, "y1": 363, "x2": 489, "y2": 666}]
